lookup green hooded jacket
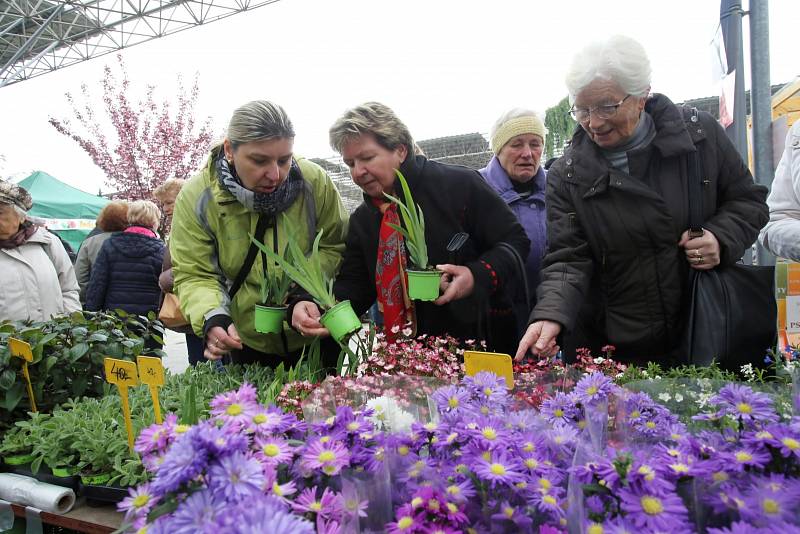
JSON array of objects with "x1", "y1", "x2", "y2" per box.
[{"x1": 170, "y1": 149, "x2": 349, "y2": 355}]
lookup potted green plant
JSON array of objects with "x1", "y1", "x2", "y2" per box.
[
  {"x1": 384, "y1": 170, "x2": 441, "y2": 301},
  {"x1": 250, "y1": 242, "x2": 293, "y2": 335},
  {"x1": 252, "y1": 219, "x2": 361, "y2": 344},
  {"x1": 0, "y1": 420, "x2": 36, "y2": 467}
]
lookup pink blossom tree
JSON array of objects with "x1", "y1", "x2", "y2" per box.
[{"x1": 49, "y1": 55, "x2": 216, "y2": 201}]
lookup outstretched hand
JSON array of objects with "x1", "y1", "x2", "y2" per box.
[{"x1": 515, "y1": 320, "x2": 562, "y2": 360}]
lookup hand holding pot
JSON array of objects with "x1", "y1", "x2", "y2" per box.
[
  {"x1": 204, "y1": 324, "x2": 243, "y2": 360},
  {"x1": 291, "y1": 301, "x2": 330, "y2": 337},
  {"x1": 433, "y1": 264, "x2": 475, "y2": 305}
]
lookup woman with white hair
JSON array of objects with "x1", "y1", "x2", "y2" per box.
[
  {"x1": 85, "y1": 200, "x2": 165, "y2": 316},
  {"x1": 0, "y1": 180, "x2": 80, "y2": 322},
  {"x1": 516, "y1": 35, "x2": 768, "y2": 364}
]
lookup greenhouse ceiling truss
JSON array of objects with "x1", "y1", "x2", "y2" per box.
[{"x1": 0, "y1": 0, "x2": 280, "y2": 88}]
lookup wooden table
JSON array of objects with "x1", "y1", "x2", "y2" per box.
[{"x1": 9, "y1": 500, "x2": 123, "y2": 534}]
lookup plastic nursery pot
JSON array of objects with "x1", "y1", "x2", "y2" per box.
[
  {"x1": 80, "y1": 472, "x2": 111, "y2": 486},
  {"x1": 406, "y1": 269, "x2": 442, "y2": 301},
  {"x1": 51, "y1": 465, "x2": 78, "y2": 478},
  {"x1": 254, "y1": 304, "x2": 287, "y2": 334},
  {"x1": 3, "y1": 452, "x2": 34, "y2": 466},
  {"x1": 320, "y1": 300, "x2": 362, "y2": 343}
]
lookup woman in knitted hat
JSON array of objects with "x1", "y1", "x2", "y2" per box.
[
  {"x1": 290, "y1": 102, "x2": 529, "y2": 350},
  {"x1": 0, "y1": 180, "x2": 81, "y2": 322},
  {"x1": 478, "y1": 109, "x2": 548, "y2": 353}
]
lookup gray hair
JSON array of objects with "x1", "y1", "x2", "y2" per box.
[
  {"x1": 127, "y1": 200, "x2": 161, "y2": 230},
  {"x1": 329, "y1": 102, "x2": 415, "y2": 156},
  {"x1": 489, "y1": 108, "x2": 545, "y2": 140},
  {"x1": 225, "y1": 100, "x2": 295, "y2": 150},
  {"x1": 565, "y1": 35, "x2": 651, "y2": 104}
]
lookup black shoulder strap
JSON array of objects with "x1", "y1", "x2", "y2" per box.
[
  {"x1": 686, "y1": 108, "x2": 705, "y2": 238},
  {"x1": 229, "y1": 214, "x2": 272, "y2": 300}
]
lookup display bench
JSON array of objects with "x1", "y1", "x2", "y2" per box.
[{"x1": 6, "y1": 501, "x2": 122, "y2": 534}]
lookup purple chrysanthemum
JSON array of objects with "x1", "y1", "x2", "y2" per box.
[
  {"x1": 431, "y1": 385, "x2": 471, "y2": 413},
  {"x1": 300, "y1": 438, "x2": 350, "y2": 476},
  {"x1": 292, "y1": 486, "x2": 344, "y2": 520},
  {"x1": 214, "y1": 494, "x2": 314, "y2": 534},
  {"x1": 472, "y1": 450, "x2": 525, "y2": 486},
  {"x1": 209, "y1": 383, "x2": 260, "y2": 427},
  {"x1": 618, "y1": 486, "x2": 690, "y2": 532},
  {"x1": 167, "y1": 489, "x2": 225, "y2": 534},
  {"x1": 764, "y1": 423, "x2": 800, "y2": 460},
  {"x1": 253, "y1": 435, "x2": 294, "y2": 467},
  {"x1": 207, "y1": 451, "x2": 265, "y2": 503},
  {"x1": 463, "y1": 371, "x2": 508, "y2": 404},
  {"x1": 573, "y1": 371, "x2": 618, "y2": 405},
  {"x1": 150, "y1": 435, "x2": 209, "y2": 495},
  {"x1": 707, "y1": 383, "x2": 778, "y2": 427},
  {"x1": 540, "y1": 391, "x2": 580, "y2": 425}
]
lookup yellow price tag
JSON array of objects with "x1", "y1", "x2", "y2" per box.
[
  {"x1": 8, "y1": 338, "x2": 33, "y2": 362},
  {"x1": 8, "y1": 338, "x2": 36, "y2": 412},
  {"x1": 104, "y1": 358, "x2": 138, "y2": 451},
  {"x1": 137, "y1": 356, "x2": 164, "y2": 424},
  {"x1": 464, "y1": 350, "x2": 515, "y2": 390},
  {"x1": 104, "y1": 358, "x2": 139, "y2": 387}
]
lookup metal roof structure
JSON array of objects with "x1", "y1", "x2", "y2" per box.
[{"x1": 0, "y1": 0, "x2": 280, "y2": 88}]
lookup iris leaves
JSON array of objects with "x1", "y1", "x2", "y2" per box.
[{"x1": 384, "y1": 169, "x2": 429, "y2": 269}]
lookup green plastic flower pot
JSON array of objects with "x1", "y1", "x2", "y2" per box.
[
  {"x1": 51, "y1": 466, "x2": 77, "y2": 478},
  {"x1": 407, "y1": 269, "x2": 442, "y2": 301},
  {"x1": 254, "y1": 304, "x2": 287, "y2": 334},
  {"x1": 3, "y1": 453, "x2": 34, "y2": 466},
  {"x1": 320, "y1": 300, "x2": 362, "y2": 343}
]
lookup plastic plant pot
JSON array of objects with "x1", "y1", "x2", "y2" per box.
[
  {"x1": 51, "y1": 466, "x2": 77, "y2": 478},
  {"x1": 406, "y1": 269, "x2": 442, "y2": 301},
  {"x1": 254, "y1": 304, "x2": 287, "y2": 334},
  {"x1": 3, "y1": 453, "x2": 34, "y2": 466},
  {"x1": 80, "y1": 473, "x2": 111, "y2": 486},
  {"x1": 320, "y1": 300, "x2": 362, "y2": 343}
]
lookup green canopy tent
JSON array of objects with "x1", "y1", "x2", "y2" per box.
[{"x1": 18, "y1": 171, "x2": 109, "y2": 252}]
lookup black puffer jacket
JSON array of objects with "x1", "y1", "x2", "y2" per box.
[
  {"x1": 332, "y1": 154, "x2": 530, "y2": 343},
  {"x1": 85, "y1": 229, "x2": 165, "y2": 316},
  {"x1": 531, "y1": 94, "x2": 769, "y2": 359}
]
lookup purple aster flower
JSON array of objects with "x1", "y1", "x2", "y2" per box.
[
  {"x1": 707, "y1": 383, "x2": 778, "y2": 427},
  {"x1": 118, "y1": 483, "x2": 157, "y2": 529},
  {"x1": 207, "y1": 451, "x2": 265, "y2": 503},
  {"x1": 603, "y1": 516, "x2": 638, "y2": 534},
  {"x1": 214, "y1": 494, "x2": 314, "y2": 534},
  {"x1": 386, "y1": 503, "x2": 420, "y2": 533},
  {"x1": 443, "y1": 479, "x2": 476, "y2": 503},
  {"x1": 725, "y1": 446, "x2": 771, "y2": 471},
  {"x1": 573, "y1": 371, "x2": 618, "y2": 405},
  {"x1": 263, "y1": 464, "x2": 297, "y2": 503},
  {"x1": 135, "y1": 413, "x2": 180, "y2": 457},
  {"x1": 472, "y1": 450, "x2": 525, "y2": 487},
  {"x1": 300, "y1": 438, "x2": 350, "y2": 476},
  {"x1": 468, "y1": 415, "x2": 510, "y2": 447},
  {"x1": 248, "y1": 405, "x2": 296, "y2": 435},
  {"x1": 189, "y1": 422, "x2": 249, "y2": 457},
  {"x1": 618, "y1": 486, "x2": 690, "y2": 532},
  {"x1": 209, "y1": 383, "x2": 260, "y2": 428},
  {"x1": 528, "y1": 490, "x2": 565, "y2": 521},
  {"x1": 315, "y1": 517, "x2": 342, "y2": 534},
  {"x1": 541, "y1": 391, "x2": 581, "y2": 425},
  {"x1": 253, "y1": 435, "x2": 294, "y2": 467},
  {"x1": 490, "y1": 500, "x2": 534, "y2": 530},
  {"x1": 463, "y1": 371, "x2": 508, "y2": 404},
  {"x1": 762, "y1": 423, "x2": 800, "y2": 460},
  {"x1": 150, "y1": 435, "x2": 209, "y2": 495},
  {"x1": 431, "y1": 384, "x2": 471, "y2": 413},
  {"x1": 292, "y1": 486, "x2": 344, "y2": 521},
  {"x1": 167, "y1": 489, "x2": 225, "y2": 534}
]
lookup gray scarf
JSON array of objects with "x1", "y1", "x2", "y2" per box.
[{"x1": 215, "y1": 149, "x2": 303, "y2": 215}]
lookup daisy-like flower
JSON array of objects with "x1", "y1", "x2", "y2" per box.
[
  {"x1": 247, "y1": 405, "x2": 295, "y2": 435},
  {"x1": 253, "y1": 435, "x2": 294, "y2": 467},
  {"x1": 468, "y1": 416, "x2": 510, "y2": 446},
  {"x1": 491, "y1": 500, "x2": 534, "y2": 531},
  {"x1": 573, "y1": 371, "x2": 618, "y2": 405},
  {"x1": 540, "y1": 391, "x2": 580, "y2": 425},
  {"x1": 726, "y1": 447, "x2": 771, "y2": 471},
  {"x1": 118, "y1": 483, "x2": 157, "y2": 529},
  {"x1": 763, "y1": 423, "x2": 800, "y2": 460},
  {"x1": 430, "y1": 385, "x2": 471, "y2": 413},
  {"x1": 618, "y1": 486, "x2": 690, "y2": 532},
  {"x1": 443, "y1": 479, "x2": 476, "y2": 503},
  {"x1": 292, "y1": 486, "x2": 344, "y2": 520},
  {"x1": 150, "y1": 435, "x2": 209, "y2": 495},
  {"x1": 214, "y1": 494, "x2": 314, "y2": 534},
  {"x1": 300, "y1": 438, "x2": 350, "y2": 476},
  {"x1": 472, "y1": 449, "x2": 524, "y2": 486},
  {"x1": 135, "y1": 414, "x2": 179, "y2": 457},
  {"x1": 463, "y1": 371, "x2": 508, "y2": 405},
  {"x1": 209, "y1": 383, "x2": 260, "y2": 427},
  {"x1": 167, "y1": 489, "x2": 225, "y2": 534},
  {"x1": 190, "y1": 421, "x2": 249, "y2": 458},
  {"x1": 707, "y1": 383, "x2": 778, "y2": 427},
  {"x1": 207, "y1": 451, "x2": 265, "y2": 503},
  {"x1": 386, "y1": 503, "x2": 419, "y2": 533}
]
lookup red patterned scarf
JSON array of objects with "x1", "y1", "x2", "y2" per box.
[{"x1": 373, "y1": 199, "x2": 414, "y2": 341}]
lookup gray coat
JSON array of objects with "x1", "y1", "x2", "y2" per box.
[{"x1": 75, "y1": 231, "x2": 114, "y2": 302}]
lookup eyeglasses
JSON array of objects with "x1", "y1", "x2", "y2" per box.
[{"x1": 569, "y1": 95, "x2": 631, "y2": 122}]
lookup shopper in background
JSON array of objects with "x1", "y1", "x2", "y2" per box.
[
  {"x1": 75, "y1": 201, "x2": 129, "y2": 302},
  {"x1": 760, "y1": 120, "x2": 800, "y2": 261},
  {"x1": 516, "y1": 35, "x2": 769, "y2": 363},
  {"x1": 0, "y1": 180, "x2": 81, "y2": 322},
  {"x1": 84, "y1": 200, "x2": 165, "y2": 317}
]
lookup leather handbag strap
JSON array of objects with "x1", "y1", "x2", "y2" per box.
[
  {"x1": 686, "y1": 108, "x2": 705, "y2": 239},
  {"x1": 229, "y1": 214, "x2": 272, "y2": 300}
]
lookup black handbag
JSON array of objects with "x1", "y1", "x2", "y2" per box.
[{"x1": 681, "y1": 147, "x2": 776, "y2": 370}]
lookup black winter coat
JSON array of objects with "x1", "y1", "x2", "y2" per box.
[
  {"x1": 531, "y1": 94, "x2": 769, "y2": 359},
  {"x1": 85, "y1": 229, "x2": 165, "y2": 316},
  {"x1": 333, "y1": 155, "x2": 530, "y2": 343}
]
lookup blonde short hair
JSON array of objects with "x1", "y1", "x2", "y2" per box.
[
  {"x1": 152, "y1": 179, "x2": 185, "y2": 202},
  {"x1": 329, "y1": 102, "x2": 415, "y2": 156},
  {"x1": 127, "y1": 200, "x2": 161, "y2": 230}
]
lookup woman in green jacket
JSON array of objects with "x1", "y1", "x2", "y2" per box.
[{"x1": 170, "y1": 100, "x2": 349, "y2": 366}]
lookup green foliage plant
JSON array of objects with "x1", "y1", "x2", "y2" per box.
[
  {"x1": 383, "y1": 170, "x2": 430, "y2": 270},
  {"x1": 256, "y1": 242, "x2": 293, "y2": 307}
]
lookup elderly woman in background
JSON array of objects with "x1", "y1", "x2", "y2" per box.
[
  {"x1": 516, "y1": 35, "x2": 768, "y2": 363},
  {"x1": 153, "y1": 178, "x2": 184, "y2": 223},
  {"x1": 75, "y1": 201, "x2": 129, "y2": 302},
  {"x1": 291, "y1": 102, "x2": 529, "y2": 348},
  {"x1": 170, "y1": 101, "x2": 348, "y2": 366},
  {"x1": 480, "y1": 110, "x2": 548, "y2": 350},
  {"x1": 85, "y1": 200, "x2": 165, "y2": 316},
  {"x1": 0, "y1": 180, "x2": 81, "y2": 322}
]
